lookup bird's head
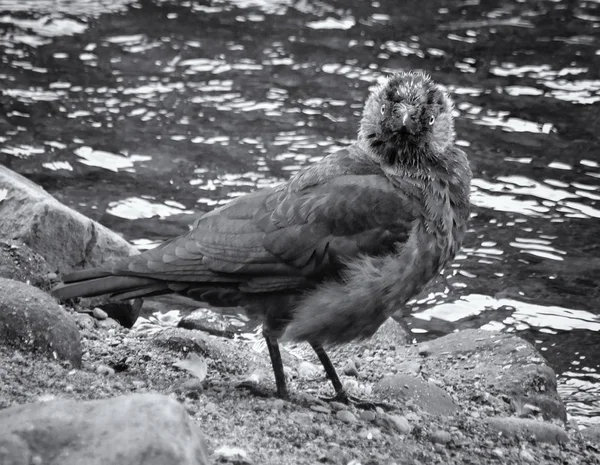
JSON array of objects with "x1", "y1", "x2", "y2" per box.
[{"x1": 358, "y1": 70, "x2": 456, "y2": 169}]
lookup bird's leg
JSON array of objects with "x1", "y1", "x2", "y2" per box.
[
  {"x1": 310, "y1": 342, "x2": 346, "y2": 400},
  {"x1": 310, "y1": 342, "x2": 392, "y2": 411},
  {"x1": 265, "y1": 335, "x2": 289, "y2": 400}
]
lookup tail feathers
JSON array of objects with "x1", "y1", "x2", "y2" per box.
[{"x1": 52, "y1": 274, "x2": 162, "y2": 300}]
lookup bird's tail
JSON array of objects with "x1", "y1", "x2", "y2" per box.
[
  {"x1": 52, "y1": 268, "x2": 169, "y2": 301},
  {"x1": 283, "y1": 225, "x2": 442, "y2": 345}
]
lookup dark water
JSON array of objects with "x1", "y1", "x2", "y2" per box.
[{"x1": 1, "y1": 0, "x2": 599, "y2": 426}]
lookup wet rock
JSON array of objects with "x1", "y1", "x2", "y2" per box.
[
  {"x1": 581, "y1": 424, "x2": 600, "y2": 444},
  {"x1": 178, "y1": 307, "x2": 237, "y2": 338},
  {"x1": 484, "y1": 417, "x2": 569, "y2": 444},
  {"x1": 0, "y1": 393, "x2": 209, "y2": 465},
  {"x1": 336, "y1": 410, "x2": 358, "y2": 423},
  {"x1": 374, "y1": 373, "x2": 458, "y2": 416},
  {"x1": 0, "y1": 165, "x2": 137, "y2": 275},
  {"x1": 0, "y1": 240, "x2": 54, "y2": 290},
  {"x1": 0, "y1": 278, "x2": 81, "y2": 367},
  {"x1": 419, "y1": 329, "x2": 566, "y2": 421}
]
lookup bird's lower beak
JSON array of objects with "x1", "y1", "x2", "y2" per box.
[{"x1": 391, "y1": 106, "x2": 417, "y2": 135}]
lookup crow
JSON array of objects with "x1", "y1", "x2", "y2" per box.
[{"x1": 53, "y1": 70, "x2": 472, "y2": 402}]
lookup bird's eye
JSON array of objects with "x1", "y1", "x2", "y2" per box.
[
  {"x1": 429, "y1": 115, "x2": 435, "y2": 125},
  {"x1": 380, "y1": 104, "x2": 386, "y2": 115}
]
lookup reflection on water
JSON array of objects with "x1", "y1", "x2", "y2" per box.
[{"x1": 1, "y1": 0, "x2": 599, "y2": 426}]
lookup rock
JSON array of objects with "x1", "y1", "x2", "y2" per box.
[
  {"x1": 370, "y1": 317, "x2": 411, "y2": 347},
  {"x1": 336, "y1": 410, "x2": 358, "y2": 423},
  {"x1": 214, "y1": 445, "x2": 251, "y2": 464},
  {"x1": 74, "y1": 312, "x2": 96, "y2": 330},
  {"x1": 581, "y1": 424, "x2": 600, "y2": 444},
  {"x1": 382, "y1": 414, "x2": 411, "y2": 434},
  {"x1": 0, "y1": 278, "x2": 81, "y2": 367},
  {"x1": 92, "y1": 307, "x2": 108, "y2": 320},
  {"x1": 96, "y1": 364, "x2": 115, "y2": 376},
  {"x1": 0, "y1": 393, "x2": 209, "y2": 465},
  {"x1": 430, "y1": 429, "x2": 452, "y2": 444},
  {"x1": 360, "y1": 410, "x2": 376, "y2": 422},
  {"x1": 0, "y1": 240, "x2": 54, "y2": 290},
  {"x1": 343, "y1": 360, "x2": 360, "y2": 377},
  {"x1": 272, "y1": 399, "x2": 285, "y2": 411},
  {"x1": 491, "y1": 448, "x2": 504, "y2": 459},
  {"x1": 297, "y1": 361, "x2": 320, "y2": 379},
  {"x1": 178, "y1": 307, "x2": 237, "y2": 338},
  {"x1": 329, "y1": 401, "x2": 347, "y2": 411},
  {"x1": 290, "y1": 411, "x2": 313, "y2": 426},
  {"x1": 374, "y1": 373, "x2": 458, "y2": 416},
  {"x1": 419, "y1": 329, "x2": 566, "y2": 421},
  {"x1": 310, "y1": 405, "x2": 331, "y2": 414},
  {"x1": 177, "y1": 378, "x2": 204, "y2": 393},
  {"x1": 0, "y1": 165, "x2": 137, "y2": 275},
  {"x1": 519, "y1": 447, "x2": 535, "y2": 462},
  {"x1": 484, "y1": 417, "x2": 569, "y2": 444}
]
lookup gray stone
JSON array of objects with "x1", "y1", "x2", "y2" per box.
[
  {"x1": 581, "y1": 424, "x2": 600, "y2": 444},
  {"x1": 0, "y1": 165, "x2": 137, "y2": 275},
  {"x1": 418, "y1": 329, "x2": 566, "y2": 421},
  {"x1": 484, "y1": 417, "x2": 569, "y2": 444},
  {"x1": 0, "y1": 240, "x2": 54, "y2": 290},
  {"x1": 0, "y1": 278, "x2": 81, "y2": 367},
  {"x1": 374, "y1": 373, "x2": 458, "y2": 416},
  {"x1": 0, "y1": 393, "x2": 209, "y2": 465},
  {"x1": 430, "y1": 429, "x2": 452, "y2": 444},
  {"x1": 336, "y1": 410, "x2": 358, "y2": 423}
]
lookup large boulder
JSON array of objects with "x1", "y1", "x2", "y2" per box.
[
  {"x1": 415, "y1": 330, "x2": 566, "y2": 421},
  {"x1": 0, "y1": 393, "x2": 210, "y2": 465},
  {"x1": 0, "y1": 240, "x2": 55, "y2": 290},
  {"x1": 0, "y1": 165, "x2": 137, "y2": 275},
  {"x1": 0, "y1": 278, "x2": 81, "y2": 367}
]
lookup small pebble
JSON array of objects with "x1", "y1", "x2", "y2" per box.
[
  {"x1": 310, "y1": 405, "x2": 331, "y2": 414},
  {"x1": 214, "y1": 446, "x2": 249, "y2": 463},
  {"x1": 290, "y1": 411, "x2": 313, "y2": 426},
  {"x1": 329, "y1": 401, "x2": 347, "y2": 411},
  {"x1": 204, "y1": 402, "x2": 218, "y2": 414},
  {"x1": 418, "y1": 343, "x2": 431, "y2": 356},
  {"x1": 297, "y1": 361, "x2": 320, "y2": 379},
  {"x1": 387, "y1": 414, "x2": 411, "y2": 434},
  {"x1": 96, "y1": 364, "x2": 115, "y2": 376},
  {"x1": 491, "y1": 448, "x2": 504, "y2": 459},
  {"x1": 178, "y1": 378, "x2": 203, "y2": 392},
  {"x1": 92, "y1": 307, "x2": 108, "y2": 320},
  {"x1": 64, "y1": 385, "x2": 74, "y2": 393},
  {"x1": 343, "y1": 360, "x2": 360, "y2": 377},
  {"x1": 272, "y1": 398, "x2": 285, "y2": 411},
  {"x1": 430, "y1": 429, "x2": 452, "y2": 444},
  {"x1": 132, "y1": 380, "x2": 146, "y2": 389},
  {"x1": 360, "y1": 410, "x2": 376, "y2": 422},
  {"x1": 336, "y1": 410, "x2": 358, "y2": 423},
  {"x1": 520, "y1": 448, "x2": 535, "y2": 462}
]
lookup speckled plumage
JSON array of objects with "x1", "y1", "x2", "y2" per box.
[{"x1": 53, "y1": 70, "x2": 472, "y2": 401}]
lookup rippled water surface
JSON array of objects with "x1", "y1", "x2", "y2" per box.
[{"x1": 1, "y1": 0, "x2": 599, "y2": 426}]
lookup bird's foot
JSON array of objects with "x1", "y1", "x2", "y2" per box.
[{"x1": 320, "y1": 391, "x2": 393, "y2": 411}]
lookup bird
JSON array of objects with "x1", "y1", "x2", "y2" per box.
[{"x1": 52, "y1": 70, "x2": 472, "y2": 403}]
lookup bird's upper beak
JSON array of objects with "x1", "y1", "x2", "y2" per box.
[{"x1": 391, "y1": 104, "x2": 417, "y2": 135}]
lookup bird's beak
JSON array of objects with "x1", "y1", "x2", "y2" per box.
[{"x1": 391, "y1": 104, "x2": 417, "y2": 135}]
